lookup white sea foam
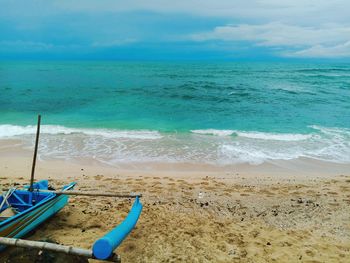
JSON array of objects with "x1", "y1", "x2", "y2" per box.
[
  {"x1": 309, "y1": 125, "x2": 350, "y2": 135},
  {"x1": 219, "y1": 144, "x2": 293, "y2": 165},
  {"x1": 235, "y1": 131, "x2": 312, "y2": 141},
  {"x1": 216, "y1": 125, "x2": 350, "y2": 164},
  {"x1": 0, "y1": 124, "x2": 162, "y2": 140},
  {"x1": 190, "y1": 129, "x2": 235, "y2": 136},
  {"x1": 1, "y1": 124, "x2": 349, "y2": 165},
  {"x1": 191, "y1": 129, "x2": 311, "y2": 141}
]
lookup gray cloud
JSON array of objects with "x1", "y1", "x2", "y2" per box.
[
  {"x1": 191, "y1": 22, "x2": 350, "y2": 57},
  {"x1": 285, "y1": 41, "x2": 350, "y2": 58},
  {"x1": 192, "y1": 23, "x2": 350, "y2": 46},
  {"x1": 91, "y1": 38, "x2": 138, "y2": 47},
  {"x1": 0, "y1": 40, "x2": 53, "y2": 51},
  {"x1": 1, "y1": 0, "x2": 350, "y2": 58},
  {"x1": 51, "y1": 0, "x2": 350, "y2": 24},
  {"x1": 2, "y1": 0, "x2": 348, "y2": 24}
]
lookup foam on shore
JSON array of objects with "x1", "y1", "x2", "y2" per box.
[
  {"x1": 0, "y1": 124, "x2": 162, "y2": 140},
  {"x1": 0, "y1": 124, "x2": 349, "y2": 166}
]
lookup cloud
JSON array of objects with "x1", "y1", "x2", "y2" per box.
[
  {"x1": 192, "y1": 23, "x2": 350, "y2": 46},
  {"x1": 0, "y1": 40, "x2": 54, "y2": 51},
  {"x1": 191, "y1": 23, "x2": 350, "y2": 57},
  {"x1": 3, "y1": 0, "x2": 350, "y2": 24},
  {"x1": 52, "y1": 0, "x2": 350, "y2": 22},
  {"x1": 91, "y1": 38, "x2": 138, "y2": 47},
  {"x1": 1, "y1": 0, "x2": 350, "y2": 59},
  {"x1": 0, "y1": 40, "x2": 84, "y2": 54},
  {"x1": 285, "y1": 41, "x2": 350, "y2": 58}
]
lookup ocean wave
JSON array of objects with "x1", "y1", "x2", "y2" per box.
[
  {"x1": 1, "y1": 124, "x2": 349, "y2": 165},
  {"x1": 218, "y1": 129, "x2": 350, "y2": 164},
  {"x1": 235, "y1": 131, "x2": 312, "y2": 141},
  {"x1": 218, "y1": 144, "x2": 300, "y2": 165},
  {"x1": 309, "y1": 125, "x2": 350, "y2": 134},
  {"x1": 190, "y1": 129, "x2": 236, "y2": 136},
  {"x1": 191, "y1": 129, "x2": 311, "y2": 141},
  {"x1": 0, "y1": 124, "x2": 162, "y2": 140}
]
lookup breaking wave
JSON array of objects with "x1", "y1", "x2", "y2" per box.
[
  {"x1": 0, "y1": 124, "x2": 349, "y2": 165},
  {"x1": 0, "y1": 125, "x2": 162, "y2": 140},
  {"x1": 191, "y1": 129, "x2": 311, "y2": 141}
]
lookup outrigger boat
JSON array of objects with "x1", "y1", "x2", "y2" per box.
[{"x1": 0, "y1": 115, "x2": 142, "y2": 262}]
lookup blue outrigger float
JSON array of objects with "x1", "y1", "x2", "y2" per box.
[{"x1": 0, "y1": 115, "x2": 142, "y2": 262}]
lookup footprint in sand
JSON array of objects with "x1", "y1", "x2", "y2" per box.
[
  {"x1": 328, "y1": 202, "x2": 339, "y2": 206},
  {"x1": 327, "y1": 191, "x2": 338, "y2": 195},
  {"x1": 94, "y1": 175, "x2": 103, "y2": 180},
  {"x1": 203, "y1": 186, "x2": 216, "y2": 191},
  {"x1": 176, "y1": 179, "x2": 187, "y2": 184},
  {"x1": 102, "y1": 177, "x2": 110, "y2": 181},
  {"x1": 343, "y1": 199, "x2": 350, "y2": 204}
]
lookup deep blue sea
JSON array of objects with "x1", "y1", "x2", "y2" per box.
[{"x1": 0, "y1": 61, "x2": 349, "y2": 165}]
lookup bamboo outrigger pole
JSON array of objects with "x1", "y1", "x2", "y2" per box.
[
  {"x1": 1, "y1": 188, "x2": 142, "y2": 199},
  {"x1": 29, "y1": 114, "x2": 41, "y2": 192},
  {"x1": 39, "y1": 190, "x2": 142, "y2": 198},
  {"x1": 0, "y1": 237, "x2": 121, "y2": 262}
]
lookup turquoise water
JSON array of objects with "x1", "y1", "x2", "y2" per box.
[{"x1": 0, "y1": 61, "x2": 349, "y2": 165}]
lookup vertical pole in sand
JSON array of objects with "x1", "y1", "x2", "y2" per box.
[{"x1": 29, "y1": 114, "x2": 41, "y2": 192}]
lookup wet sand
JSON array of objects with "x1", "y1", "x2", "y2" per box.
[{"x1": 0, "y1": 151, "x2": 349, "y2": 262}]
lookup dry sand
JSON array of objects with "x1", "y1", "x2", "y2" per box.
[{"x1": 0, "y1": 149, "x2": 349, "y2": 262}]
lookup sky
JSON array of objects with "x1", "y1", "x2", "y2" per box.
[{"x1": 1, "y1": 0, "x2": 350, "y2": 60}]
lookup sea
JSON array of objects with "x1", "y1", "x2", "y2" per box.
[{"x1": 0, "y1": 61, "x2": 349, "y2": 166}]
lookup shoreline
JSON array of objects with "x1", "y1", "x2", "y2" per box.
[
  {"x1": 1, "y1": 139, "x2": 349, "y2": 179},
  {"x1": 0, "y1": 141, "x2": 350, "y2": 262},
  {"x1": 1, "y1": 123, "x2": 349, "y2": 168}
]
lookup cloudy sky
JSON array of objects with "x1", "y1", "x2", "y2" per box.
[{"x1": 1, "y1": 0, "x2": 350, "y2": 60}]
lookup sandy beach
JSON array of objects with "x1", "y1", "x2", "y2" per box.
[
  {"x1": 2, "y1": 1, "x2": 350, "y2": 261},
  {"x1": 0, "y1": 143, "x2": 349, "y2": 262}
]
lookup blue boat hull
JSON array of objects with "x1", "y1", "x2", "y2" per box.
[
  {"x1": 0, "y1": 180, "x2": 73, "y2": 251},
  {"x1": 0, "y1": 180, "x2": 142, "y2": 261}
]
